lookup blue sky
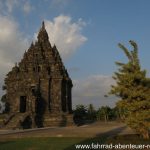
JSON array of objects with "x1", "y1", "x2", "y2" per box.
[{"x1": 0, "y1": 0, "x2": 150, "y2": 109}]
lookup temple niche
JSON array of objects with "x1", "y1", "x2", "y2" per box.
[{"x1": 2, "y1": 22, "x2": 73, "y2": 129}]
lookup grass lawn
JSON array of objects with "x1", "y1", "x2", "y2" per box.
[
  {"x1": 0, "y1": 137, "x2": 71, "y2": 150},
  {"x1": 106, "y1": 134, "x2": 150, "y2": 150},
  {"x1": 107, "y1": 134, "x2": 150, "y2": 144},
  {"x1": 0, "y1": 137, "x2": 79, "y2": 150},
  {"x1": 0, "y1": 134, "x2": 149, "y2": 150},
  {"x1": 0, "y1": 137, "x2": 105, "y2": 150}
]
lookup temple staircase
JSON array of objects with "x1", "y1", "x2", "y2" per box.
[{"x1": 2, "y1": 112, "x2": 31, "y2": 129}]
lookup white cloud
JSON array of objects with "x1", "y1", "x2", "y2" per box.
[
  {"x1": 43, "y1": 15, "x2": 87, "y2": 60},
  {"x1": 0, "y1": 15, "x2": 28, "y2": 89},
  {"x1": 5, "y1": 0, "x2": 18, "y2": 13},
  {"x1": 0, "y1": 15, "x2": 28, "y2": 62},
  {"x1": 0, "y1": 0, "x2": 33, "y2": 14},
  {"x1": 72, "y1": 75, "x2": 117, "y2": 108},
  {"x1": 23, "y1": 1, "x2": 32, "y2": 14}
]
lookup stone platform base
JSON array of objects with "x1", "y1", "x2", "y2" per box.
[
  {"x1": 43, "y1": 113, "x2": 74, "y2": 127},
  {"x1": 0, "y1": 112, "x2": 74, "y2": 129}
]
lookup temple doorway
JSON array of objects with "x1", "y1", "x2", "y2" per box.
[{"x1": 20, "y1": 96, "x2": 27, "y2": 113}]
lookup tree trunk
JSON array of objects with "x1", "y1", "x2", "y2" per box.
[{"x1": 104, "y1": 115, "x2": 107, "y2": 122}]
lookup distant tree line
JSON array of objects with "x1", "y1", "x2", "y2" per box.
[{"x1": 73, "y1": 104, "x2": 122, "y2": 125}]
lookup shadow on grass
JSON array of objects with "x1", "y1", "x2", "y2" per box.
[
  {"x1": 64, "y1": 126, "x2": 127, "y2": 150},
  {"x1": 107, "y1": 134, "x2": 150, "y2": 144},
  {"x1": 74, "y1": 119, "x2": 96, "y2": 126},
  {"x1": 0, "y1": 141, "x2": 14, "y2": 145}
]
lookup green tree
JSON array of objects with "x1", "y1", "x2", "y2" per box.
[
  {"x1": 110, "y1": 40, "x2": 150, "y2": 139},
  {"x1": 87, "y1": 104, "x2": 96, "y2": 120},
  {"x1": 0, "y1": 94, "x2": 9, "y2": 113},
  {"x1": 96, "y1": 106, "x2": 111, "y2": 122},
  {"x1": 73, "y1": 105, "x2": 87, "y2": 125},
  {"x1": 108, "y1": 107, "x2": 119, "y2": 121}
]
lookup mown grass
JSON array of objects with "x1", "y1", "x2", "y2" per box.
[
  {"x1": 0, "y1": 137, "x2": 104, "y2": 150},
  {"x1": 0, "y1": 135, "x2": 149, "y2": 150},
  {"x1": 0, "y1": 137, "x2": 78, "y2": 150},
  {"x1": 107, "y1": 134, "x2": 150, "y2": 144}
]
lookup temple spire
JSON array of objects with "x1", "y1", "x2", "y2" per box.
[
  {"x1": 42, "y1": 21, "x2": 45, "y2": 29},
  {"x1": 37, "y1": 21, "x2": 49, "y2": 43}
]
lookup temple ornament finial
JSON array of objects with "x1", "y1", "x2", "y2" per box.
[{"x1": 42, "y1": 21, "x2": 45, "y2": 29}]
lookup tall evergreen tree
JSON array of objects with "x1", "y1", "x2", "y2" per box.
[
  {"x1": 96, "y1": 106, "x2": 111, "y2": 122},
  {"x1": 87, "y1": 104, "x2": 96, "y2": 120},
  {"x1": 73, "y1": 105, "x2": 87, "y2": 125},
  {"x1": 110, "y1": 40, "x2": 150, "y2": 139}
]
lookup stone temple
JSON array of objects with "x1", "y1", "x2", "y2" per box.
[{"x1": 2, "y1": 22, "x2": 73, "y2": 129}]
